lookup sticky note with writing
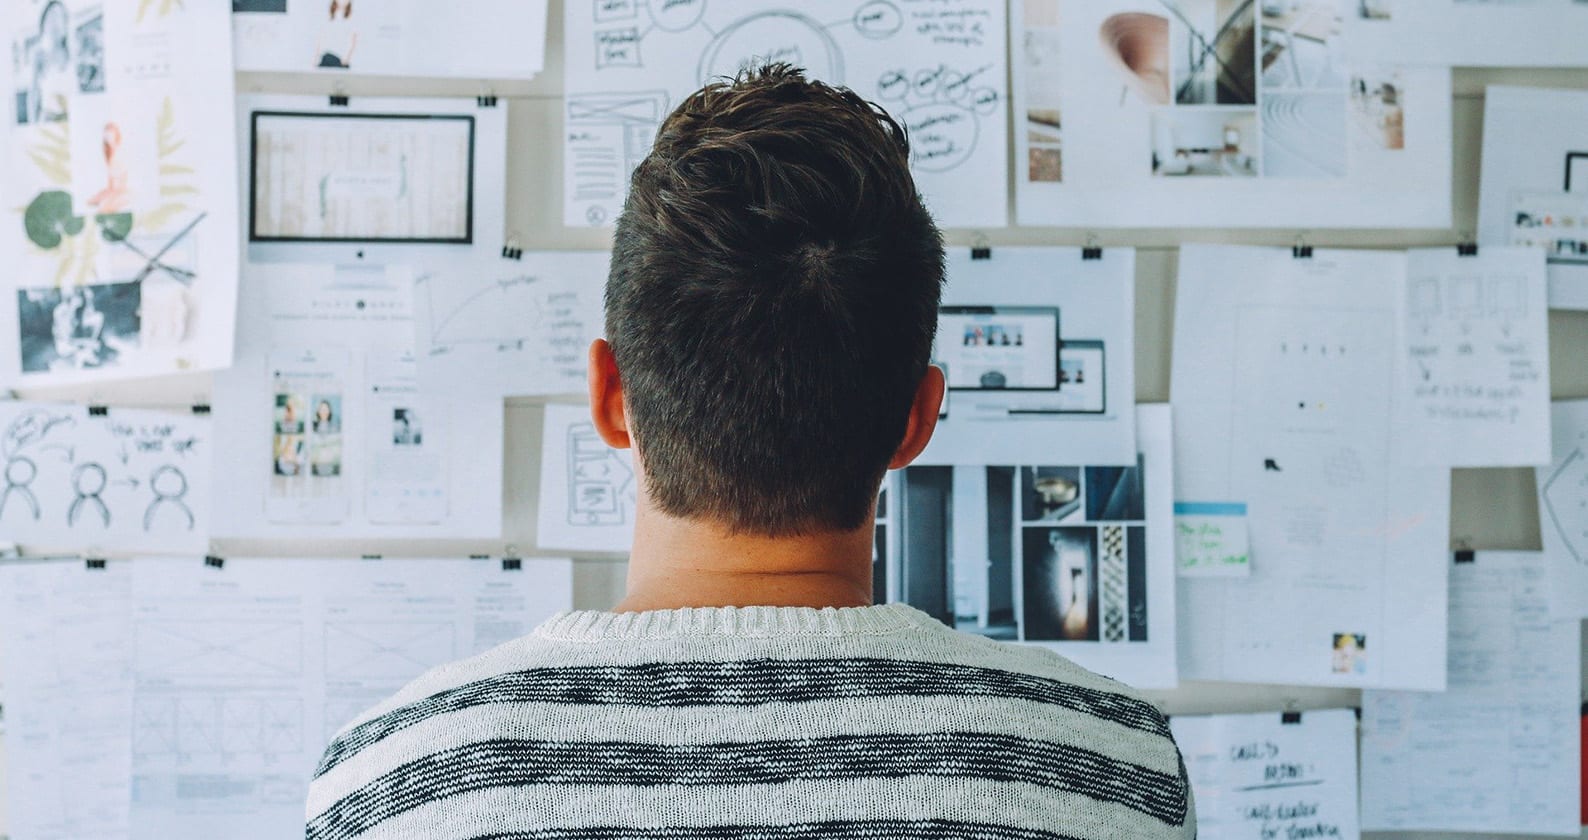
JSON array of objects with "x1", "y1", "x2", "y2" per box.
[{"x1": 1174, "y1": 501, "x2": 1250, "y2": 577}]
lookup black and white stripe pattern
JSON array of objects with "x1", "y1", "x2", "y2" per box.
[{"x1": 306, "y1": 603, "x2": 1194, "y2": 840}]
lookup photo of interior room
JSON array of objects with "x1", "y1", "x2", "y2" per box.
[
  {"x1": 1151, "y1": 107, "x2": 1259, "y2": 176},
  {"x1": 1350, "y1": 69, "x2": 1405, "y2": 149},
  {"x1": 1260, "y1": 0, "x2": 1346, "y2": 89},
  {"x1": 1164, "y1": 0, "x2": 1257, "y2": 105}
]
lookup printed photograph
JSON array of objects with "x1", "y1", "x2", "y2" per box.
[
  {"x1": 1023, "y1": 0, "x2": 1063, "y2": 181},
  {"x1": 13, "y1": 0, "x2": 72, "y2": 124},
  {"x1": 74, "y1": 10, "x2": 103, "y2": 93},
  {"x1": 1260, "y1": 1, "x2": 1346, "y2": 90},
  {"x1": 1165, "y1": 0, "x2": 1256, "y2": 105},
  {"x1": 17, "y1": 281, "x2": 141, "y2": 373},
  {"x1": 1331, "y1": 632, "x2": 1367, "y2": 674},
  {"x1": 897, "y1": 466, "x2": 1018, "y2": 640},
  {"x1": 393, "y1": 408, "x2": 423, "y2": 446},
  {"x1": 1151, "y1": 108, "x2": 1258, "y2": 176},
  {"x1": 316, "y1": 1, "x2": 358, "y2": 69},
  {"x1": 1085, "y1": 458, "x2": 1147, "y2": 521},
  {"x1": 1022, "y1": 526, "x2": 1098, "y2": 641},
  {"x1": 274, "y1": 391, "x2": 306, "y2": 435},
  {"x1": 1020, "y1": 466, "x2": 1083, "y2": 523},
  {"x1": 233, "y1": 0, "x2": 289, "y2": 11},
  {"x1": 1099, "y1": 9, "x2": 1169, "y2": 106},
  {"x1": 309, "y1": 394, "x2": 343, "y2": 477},
  {"x1": 1350, "y1": 69, "x2": 1406, "y2": 151},
  {"x1": 273, "y1": 431, "x2": 305, "y2": 477},
  {"x1": 1263, "y1": 91, "x2": 1347, "y2": 177},
  {"x1": 310, "y1": 394, "x2": 342, "y2": 434}
]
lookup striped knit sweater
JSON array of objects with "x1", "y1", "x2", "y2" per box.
[{"x1": 306, "y1": 603, "x2": 1196, "y2": 839}]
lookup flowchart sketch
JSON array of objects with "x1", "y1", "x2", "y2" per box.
[
  {"x1": 413, "y1": 252, "x2": 608, "y2": 398},
  {"x1": 564, "y1": 0, "x2": 1010, "y2": 229},
  {"x1": 537, "y1": 403, "x2": 637, "y2": 553},
  {"x1": 1537, "y1": 400, "x2": 1588, "y2": 618},
  {"x1": 1394, "y1": 247, "x2": 1550, "y2": 467},
  {"x1": 0, "y1": 401, "x2": 212, "y2": 554}
]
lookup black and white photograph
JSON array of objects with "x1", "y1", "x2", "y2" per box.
[
  {"x1": 1022, "y1": 525, "x2": 1099, "y2": 641},
  {"x1": 13, "y1": 0, "x2": 72, "y2": 124},
  {"x1": 392, "y1": 407, "x2": 423, "y2": 446},
  {"x1": 1085, "y1": 459, "x2": 1146, "y2": 521},
  {"x1": 1151, "y1": 108, "x2": 1258, "y2": 176},
  {"x1": 1263, "y1": 90, "x2": 1348, "y2": 176},
  {"x1": 1259, "y1": 1, "x2": 1346, "y2": 91},
  {"x1": 1020, "y1": 465, "x2": 1083, "y2": 522},
  {"x1": 896, "y1": 466, "x2": 1018, "y2": 640},
  {"x1": 74, "y1": 10, "x2": 103, "y2": 93},
  {"x1": 16, "y1": 281, "x2": 140, "y2": 373}
]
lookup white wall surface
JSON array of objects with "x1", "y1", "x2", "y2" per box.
[{"x1": 1, "y1": 2, "x2": 1585, "y2": 837}]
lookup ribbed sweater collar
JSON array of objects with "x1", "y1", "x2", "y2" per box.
[{"x1": 533, "y1": 602, "x2": 940, "y2": 641}]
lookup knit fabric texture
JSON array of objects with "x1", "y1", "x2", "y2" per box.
[{"x1": 306, "y1": 602, "x2": 1196, "y2": 839}]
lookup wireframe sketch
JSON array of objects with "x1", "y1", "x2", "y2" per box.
[
  {"x1": 567, "y1": 421, "x2": 634, "y2": 526},
  {"x1": 250, "y1": 111, "x2": 474, "y2": 242},
  {"x1": 565, "y1": 0, "x2": 1009, "y2": 228},
  {"x1": 134, "y1": 696, "x2": 303, "y2": 756},
  {"x1": 136, "y1": 621, "x2": 304, "y2": 679},
  {"x1": 324, "y1": 622, "x2": 457, "y2": 679}
]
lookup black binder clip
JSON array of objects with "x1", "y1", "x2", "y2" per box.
[
  {"x1": 191, "y1": 404, "x2": 211, "y2": 415},
  {"x1": 502, "y1": 232, "x2": 524, "y2": 261},
  {"x1": 501, "y1": 557, "x2": 523, "y2": 571},
  {"x1": 85, "y1": 557, "x2": 107, "y2": 570},
  {"x1": 328, "y1": 93, "x2": 350, "y2": 107},
  {"x1": 477, "y1": 94, "x2": 499, "y2": 108},
  {"x1": 1457, "y1": 242, "x2": 1479, "y2": 257},
  {"x1": 360, "y1": 554, "x2": 383, "y2": 561},
  {"x1": 1081, "y1": 234, "x2": 1103, "y2": 261},
  {"x1": 204, "y1": 555, "x2": 225, "y2": 569},
  {"x1": 1280, "y1": 710, "x2": 1303, "y2": 725},
  {"x1": 1454, "y1": 549, "x2": 1476, "y2": 564},
  {"x1": 87, "y1": 405, "x2": 109, "y2": 417},
  {"x1": 970, "y1": 234, "x2": 991, "y2": 261},
  {"x1": 1291, "y1": 241, "x2": 1313, "y2": 259}
]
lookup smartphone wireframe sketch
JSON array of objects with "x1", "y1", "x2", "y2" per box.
[{"x1": 567, "y1": 422, "x2": 628, "y2": 526}]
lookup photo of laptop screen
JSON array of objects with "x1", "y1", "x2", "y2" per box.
[
  {"x1": 935, "y1": 306, "x2": 1060, "y2": 391},
  {"x1": 250, "y1": 111, "x2": 476, "y2": 243}
]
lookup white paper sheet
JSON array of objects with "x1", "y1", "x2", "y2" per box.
[
  {"x1": 1478, "y1": 86, "x2": 1588, "y2": 310},
  {"x1": 1394, "y1": 246, "x2": 1551, "y2": 467},
  {"x1": 237, "y1": 94, "x2": 508, "y2": 269},
  {"x1": 0, "y1": 1, "x2": 240, "y2": 388},
  {"x1": 1173, "y1": 245, "x2": 1449, "y2": 690},
  {"x1": 562, "y1": 0, "x2": 1010, "y2": 228},
  {"x1": 919, "y1": 247, "x2": 1136, "y2": 466},
  {"x1": 1172, "y1": 709, "x2": 1360, "y2": 840},
  {"x1": 233, "y1": 0, "x2": 547, "y2": 79},
  {"x1": 889, "y1": 404, "x2": 1179, "y2": 689},
  {"x1": 1011, "y1": 0, "x2": 1451, "y2": 228},
  {"x1": 413, "y1": 252, "x2": 608, "y2": 398},
  {"x1": 212, "y1": 262, "x2": 504, "y2": 540},
  {"x1": 536, "y1": 403, "x2": 637, "y2": 554},
  {"x1": 1349, "y1": 1, "x2": 1588, "y2": 67},
  {"x1": 1536, "y1": 399, "x2": 1588, "y2": 619},
  {"x1": 0, "y1": 557, "x2": 133, "y2": 840},
  {"x1": 126, "y1": 555, "x2": 569, "y2": 840},
  {"x1": 0, "y1": 402, "x2": 211, "y2": 555},
  {"x1": 1361, "y1": 551, "x2": 1581, "y2": 837}
]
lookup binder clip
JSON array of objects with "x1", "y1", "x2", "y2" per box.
[
  {"x1": 328, "y1": 90, "x2": 350, "y2": 107},
  {"x1": 85, "y1": 557, "x2": 107, "y2": 570},
  {"x1": 191, "y1": 404, "x2": 211, "y2": 415},
  {"x1": 1281, "y1": 710, "x2": 1303, "y2": 724},
  {"x1": 204, "y1": 555, "x2": 226, "y2": 569},
  {"x1": 1291, "y1": 235, "x2": 1313, "y2": 259},
  {"x1": 970, "y1": 234, "x2": 991, "y2": 261},
  {"x1": 477, "y1": 92, "x2": 499, "y2": 108},
  {"x1": 1456, "y1": 242, "x2": 1479, "y2": 257},
  {"x1": 1079, "y1": 233, "x2": 1105, "y2": 260},
  {"x1": 360, "y1": 554, "x2": 383, "y2": 560},
  {"x1": 1454, "y1": 549, "x2": 1476, "y2": 564},
  {"x1": 87, "y1": 405, "x2": 109, "y2": 417},
  {"x1": 501, "y1": 557, "x2": 523, "y2": 571}
]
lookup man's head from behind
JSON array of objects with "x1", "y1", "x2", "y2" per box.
[{"x1": 595, "y1": 63, "x2": 945, "y2": 537}]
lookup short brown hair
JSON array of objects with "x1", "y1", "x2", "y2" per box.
[{"x1": 606, "y1": 63, "x2": 944, "y2": 535}]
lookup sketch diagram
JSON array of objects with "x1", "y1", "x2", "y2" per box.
[
  {"x1": 1542, "y1": 448, "x2": 1588, "y2": 565},
  {"x1": 134, "y1": 696, "x2": 303, "y2": 757},
  {"x1": 412, "y1": 253, "x2": 607, "y2": 398},
  {"x1": 324, "y1": 621, "x2": 456, "y2": 680},
  {"x1": 537, "y1": 404, "x2": 638, "y2": 552},
  {"x1": 136, "y1": 622, "x2": 304, "y2": 680},
  {"x1": 565, "y1": 0, "x2": 1009, "y2": 228},
  {"x1": 0, "y1": 402, "x2": 210, "y2": 551},
  {"x1": 568, "y1": 421, "x2": 635, "y2": 526}
]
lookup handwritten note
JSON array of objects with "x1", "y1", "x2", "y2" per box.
[
  {"x1": 1395, "y1": 247, "x2": 1550, "y2": 466},
  {"x1": 1171, "y1": 709, "x2": 1360, "y2": 840},
  {"x1": 1175, "y1": 502, "x2": 1251, "y2": 577}
]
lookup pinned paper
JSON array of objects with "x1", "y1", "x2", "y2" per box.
[{"x1": 1174, "y1": 502, "x2": 1251, "y2": 577}]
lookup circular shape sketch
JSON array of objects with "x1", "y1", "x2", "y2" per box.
[
  {"x1": 697, "y1": 11, "x2": 843, "y2": 86},
  {"x1": 651, "y1": 0, "x2": 707, "y2": 33}
]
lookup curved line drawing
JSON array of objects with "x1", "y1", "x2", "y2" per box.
[
  {"x1": 144, "y1": 464, "x2": 195, "y2": 531},
  {"x1": 68, "y1": 461, "x2": 111, "y2": 527},
  {"x1": 1, "y1": 456, "x2": 42, "y2": 521},
  {"x1": 697, "y1": 11, "x2": 844, "y2": 86}
]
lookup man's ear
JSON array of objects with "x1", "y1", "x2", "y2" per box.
[
  {"x1": 587, "y1": 338, "x2": 631, "y2": 450},
  {"x1": 888, "y1": 364, "x2": 945, "y2": 470}
]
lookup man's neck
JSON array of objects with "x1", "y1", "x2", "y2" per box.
[{"x1": 613, "y1": 501, "x2": 876, "y2": 613}]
